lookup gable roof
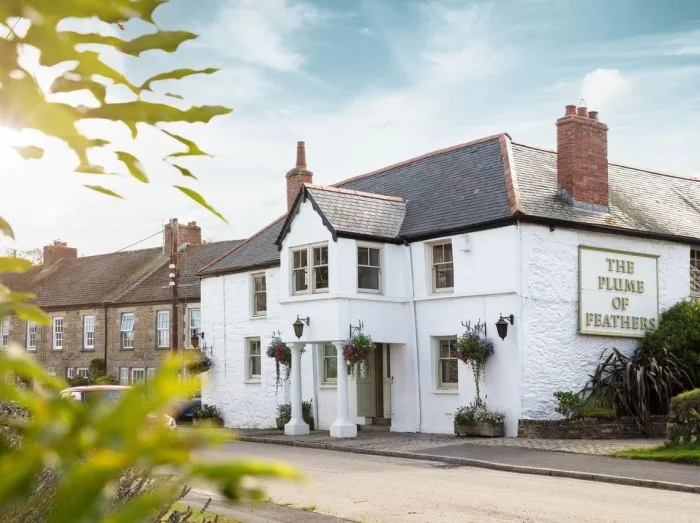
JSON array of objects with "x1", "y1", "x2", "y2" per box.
[
  {"x1": 200, "y1": 133, "x2": 700, "y2": 277},
  {"x1": 277, "y1": 185, "x2": 407, "y2": 245}
]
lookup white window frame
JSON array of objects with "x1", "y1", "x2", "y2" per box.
[
  {"x1": 357, "y1": 244, "x2": 382, "y2": 293},
  {"x1": 120, "y1": 313, "x2": 134, "y2": 349},
  {"x1": 156, "y1": 310, "x2": 170, "y2": 348},
  {"x1": 53, "y1": 317, "x2": 64, "y2": 350},
  {"x1": 435, "y1": 336, "x2": 458, "y2": 390},
  {"x1": 47, "y1": 367, "x2": 56, "y2": 377},
  {"x1": 27, "y1": 321, "x2": 36, "y2": 351},
  {"x1": 1, "y1": 319, "x2": 9, "y2": 347},
  {"x1": 131, "y1": 367, "x2": 146, "y2": 386},
  {"x1": 322, "y1": 344, "x2": 337, "y2": 385},
  {"x1": 76, "y1": 367, "x2": 89, "y2": 378},
  {"x1": 691, "y1": 249, "x2": 700, "y2": 297},
  {"x1": 83, "y1": 315, "x2": 95, "y2": 349},
  {"x1": 119, "y1": 367, "x2": 129, "y2": 385},
  {"x1": 252, "y1": 273, "x2": 267, "y2": 316},
  {"x1": 66, "y1": 367, "x2": 75, "y2": 379},
  {"x1": 189, "y1": 308, "x2": 201, "y2": 341},
  {"x1": 431, "y1": 241, "x2": 454, "y2": 293},
  {"x1": 291, "y1": 243, "x2": 329, "y2": 295},
  {"x1": 246, "y1": 337, "x2": 261, "y2": 381}
]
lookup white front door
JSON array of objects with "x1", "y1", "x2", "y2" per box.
[
  {"x1": 356, "y1": 354, "x2": 376, "y2": 417},
  {"x1": 382, "y1": 345, "x2": 392, "y2": 418}
]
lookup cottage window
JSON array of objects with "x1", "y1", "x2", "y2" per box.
[
  {"x1": 358, "y1": 246, "x2": 381, "y2": 292},
  {"x1": 292, "y1": 244, "x2": 329, "y2": 295},
  {"x1": 120, "y1": 313, "x2": 134, "y2": 349},
  {"x1": 292, "y1": 248, "x2": 308, "y2": 294},
  {"x1": 53, "y1": 317, "x2": 64, "y2": 350},
  {"x1": 246, "y1": 338, "x2": 261, "y2": 380},
  {"x1": 322, "y1": 344, "x2": 337, "y2": 384},
  {"x1": 436, "y1": 337, "x2": 458, "y2": 389},
  {"x1": 1, "y1": 319, "x2": 8, "y2": 347},
  {"x1": 156, "y1": 310, "x2": 170, "y2": 348},
  {"x1": 189, "y1": 308, "x2": 201, "y2": 341},
  {"x1": 252, "y1": 274, "x2": 267, "y2": 316},
  {"x1": 131, "y1": 368, "x2": 146, "y2": 386},
  {"x1": 83, "y1": 315, "x2": 95, "y2": 349},
  {"x1": 77, "y1": 368, "x2": 89, "y2": 379},
  {"x1": 432, "y1": 242, "x2": 454, "y2": 292},
  {"x1": 691, "y1": 249, "x2": 700, "y2": 296},
  {"x1": 119, "y1": 367, "x2": 129, "y2": 385},
  {"x1": 27, "y1": 321, "x2": 36, "y2": 351},
  {"x1": 47, "y1": 367, "x2": 56, "y2": 377},
  {"x1": 66, "y1": 367, "x2": 75, "y2": 379},
  {"x1": 312, "y1": 245, "x2": 329, "y2": 291}
]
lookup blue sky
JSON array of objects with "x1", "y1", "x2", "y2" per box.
[{"x1": 2, "y1": 0, "x2": 700, "y2": 254}]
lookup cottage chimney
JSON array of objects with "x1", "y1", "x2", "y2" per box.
[
  {"x1": 43, "y1": 240, "x2": 77, "y2": 268},
  {"x1": 556, "y1": 104, "x2": 609, "y2": 209},
  {"x1": 164, "y1": 219, "x2": 202, "y2": 250},
  {"x1": 285, "y1": 141, "x2": 313, "y2": 211}
]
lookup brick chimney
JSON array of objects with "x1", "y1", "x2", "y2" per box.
[
  {"x1": 43, "y1": 240, "x2": 77, "y2": 268},
  {"x1": 164, "y1": 219, "x2": 202, "y2": 250},
  {"x1": 286, "y1": 141, "x2": 313, "y2": 211},
  {"x1": 556, "y1": 103, "x2": 609, "y2": 210}
]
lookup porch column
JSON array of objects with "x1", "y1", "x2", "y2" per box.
[
  {"x1": 330, "y1": 341, "x2": 357, "y2": 438},
  {"x1": 285, "y1": 342, "x2": 309, "y2": 436}
]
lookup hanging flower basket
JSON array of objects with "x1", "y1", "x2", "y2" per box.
[
  {"x1": 187, "y1": 352, "x2": 213, "y2": 375},
  {"x1": 266, "y1": 337, "x2": 305, "y2": 392},
  {"x1": 342, "y1": 332, "x2": 375, "y2": 378},
  {"x1": 455, "y1": 329, "x2": 494, "y2": 402}
]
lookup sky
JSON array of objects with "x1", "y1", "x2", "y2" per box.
[{"x1": 2, "y1": 0, "x2": 700, "y2": 256}]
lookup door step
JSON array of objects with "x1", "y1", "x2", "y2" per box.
[
  {"x1": 372, "y1": 417, "x2": 391, "y2": 426},
  {"x1": 359, "y1": 424, "x2": 390, "y2": 432}
]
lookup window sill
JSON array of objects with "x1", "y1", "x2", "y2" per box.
[
  {"x1": 250, "y1": 314, "x2": 268, "y2": 320},
  {"x1": 52, "y1": 349, "x2": 63, "y2": 352},
  {"x1": 244, "y1": 379, "x2": 261, "y2": 385},
  {"x1": 27, "y1": 349, "x2": 36, "y2": 352},
  {"x1": 358, "y1": 288, "x2": 382, "y2": 295},
  {"x1": 433, "y1": 389, "x2": 458, "y2": 395},
  {"x1": 319, "y1": 383, "x2": 337, "y2": 389},
  {"x1": 156, "y1": 346, "x2": 171, "y2": 350}
]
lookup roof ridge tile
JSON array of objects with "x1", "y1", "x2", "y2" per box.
[{"x1": 305, "y1": 183, "x2": 405, "y2": 202}]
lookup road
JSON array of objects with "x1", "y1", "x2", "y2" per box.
[{"x1": 204, "y1": 441, "x2": 699, "y2": 523}]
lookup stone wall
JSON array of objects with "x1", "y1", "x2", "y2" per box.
[{"x1": 518, "y1": 416, "x2": 666, "y2": 439}]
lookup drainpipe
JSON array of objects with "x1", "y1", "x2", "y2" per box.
[
  {"x1": 103, "y1": 302, "x2": 109, "y2": 376},
  {"x1": 406, "y1": 240, "x2": 422, "y2": 432}
]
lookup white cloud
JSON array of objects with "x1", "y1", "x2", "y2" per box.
[{"x1": 580, "y1": 68, "x2": 628, "y2": 111}]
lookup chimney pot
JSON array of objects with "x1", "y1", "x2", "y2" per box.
[
  {"x1": 286, "y1": 141, "x2": 314, "y2": 211},
  {"x1": 588, "y1": 111, "x2": 599, "y2": 121},
  {"x1": 576, "y1": 106, "x2": 589, "y2": 118},
  {"x1": 296, "y1": 141, "x2": 307, "y2": 168},
  {"x1": 565, "y1": 105, "x2": 576, "y2": 116}
]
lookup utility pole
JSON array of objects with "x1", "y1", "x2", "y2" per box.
[{"x1": 169, "y1": 218, "x2": 179, "y2": 354}]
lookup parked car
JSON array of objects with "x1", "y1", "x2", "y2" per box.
[
  {"x1": 172, "y1": 397, "x2": 202, "y2": 423},
  {"x1": 59, "y1": 385, "x2": 177, "y2": 430}
]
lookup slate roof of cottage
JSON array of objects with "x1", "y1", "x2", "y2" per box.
[
  {"x1": 199, "y1": 133, "x2": 700, "y2": 277},
  {"x1": 2, "y1": 240, "x2": 242, "y2": 309}
]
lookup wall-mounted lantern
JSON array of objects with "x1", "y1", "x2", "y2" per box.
[
  {"x1": 191, "y1": 330, "x2": 204, "y2": 349},
  {"x1": 495, "y1": 314, "x2": 515, "y2": 340},
  {"x1": 293, "y1": 315, "x2": 310, "y2": 339}
]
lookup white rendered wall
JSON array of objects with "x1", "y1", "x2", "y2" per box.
[{"x1": 520, "y1": 224, "x2": 691, "y2": 419}]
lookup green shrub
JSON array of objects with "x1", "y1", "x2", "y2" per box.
[
  {"x1": 192, "y1": 404, "x2": 221, "y2": 420},
  {"x1": 574, "y1": 397, "x2": 617, "y2": 420},
  {"x1": 89, "y1": 358, "x2": 106, "y2": 378},
  {"x1": 642, "y1": 300, "x2": 700, "y2": 380},
  {"x1": 94, "y1": 375, "x2": 119, "y2": 385},
  {"x1": 670, "y1": 388, "x2": 700, "y2": 421},
  {"x1": 276, "y1": 401, "x2": 314, "y2": 429},
  {"x1": 67, "y1": 375, "x2": 92, "y2": 387},
  {"x1": 553, "y1": 391, "x2": 583, "y2": 419}
]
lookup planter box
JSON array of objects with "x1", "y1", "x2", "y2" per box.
[
  {"x1": 276, "y1": 416, "x2": 315, "y2": 431},
  {"x1": 193, "y1": 417, "x2": 224, "y2": 428},
  {"x1": 454, "y1": 421, "x2": 504, "y2": 437}
]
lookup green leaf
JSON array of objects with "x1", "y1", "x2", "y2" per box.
[
  {"x1": 84, "y1": 185, "x2": 125, "y2": 199},
  {"x1": 76, "y1": 163, "x2": 107, "y2": 175},
  {"x1": 165, "y1": 92, "x2": 184, "y2": 100},
  {"x1": 116, "y1": 151, "x2": 148, "y2": 183},
  {"x1": 120, "y1": 30, "x2": 197, "y2": 56},
  {"x1": 174, "y1": 185, "x2": 227, "y2": 223},
  {"x1": 140, "y1": 67, "x2": 219, "y2": 90},
  {"x1": 13, "y1": 303, "x2": 50, "y2": 325},
  {"x1": 171, "y1": 164, "x2": 198, "y2": 180},
  {"x1": 86, "y1": 101, "x2": 232, "y2": 125},
  {"x1": 0, "y1": 257, "x2": 33, "y2": 273},
  {"x1": 11, "y1": 146, "x2": 44, "y2": 160},
  {"x1": 0, "y1": 217, "x2": 13, "y2": 239},
  {"x1": 161, "y1": 129, "x2": 209, "y2": 158}
]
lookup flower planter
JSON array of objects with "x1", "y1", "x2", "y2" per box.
[
  {"x1": 193, "y1": 417, "x2": 224, "y2": 428},
  {"x1": 454, "y1": 421, "x2": 504, "y2": 437}
]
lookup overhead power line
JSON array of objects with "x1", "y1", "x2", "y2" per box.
[{"x1": 114, "y1": 228, "x2": 166, "y2": 253}]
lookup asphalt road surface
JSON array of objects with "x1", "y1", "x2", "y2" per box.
[{"x1": 203, "y1": 441, "x2": 699, "y2": 522}]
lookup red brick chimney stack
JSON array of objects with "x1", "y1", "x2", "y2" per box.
[
  {"x1": 43, "y1": 240, "x2": 77, "y2": 268},
  {"x1": 556, "y1": 103, "x2": 609, "y2": 209},
  {"x1": 285, "y1": 141, "x2": 314, "y2": 211},
  {"x1": 164, "y1": 219, "x2": 202, "y2": 250}
]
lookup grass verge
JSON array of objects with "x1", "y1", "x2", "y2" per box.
[
  {"x1": 612, "y1": 442, "x2": 700, "y2": 465},
  {"x1": 161, "y1": 502, "x2": 243, "y2": 523}
]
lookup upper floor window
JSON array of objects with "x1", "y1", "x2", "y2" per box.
[
  {"x1": 252, "y1": 273, "x2": 267, "y2": 316},
  {"x1": 53, "y1": 317, "x2": 64, "y2": 350},
  {"x1": 83, "y1": 315, "x2": 95, "y2": 349},
  {"x1": 189, "y1": 308, "x2": 201, "y2": 340},
  {"x1": 322, "y1": 344, "x2": 337, "y2": 385},
  {"x1": 292, "y1": 244, "x2": 328, "y2": 295},
  {"x1": 358, "y1": 245, "x2": 381, "y2": 292},
  {"x1": 27, "y1": 321, "x2": 36, "y2": 351},
  {"x1": 120, "y1": 313, "x2": 134, "y2": 349},
  {"x1": 1, "y1": 319, "x2": 8, "y2": 347},
  {"x1": 436, "y1": 337, "x2": 458, "y2": 389},
  {"x1": 156, "y1": 310, "x2": 170, "y2": 348},
  {"x1": 691, "y1": 249, "x2": 700, "y2": 296},
  {"x1": 432, "y1": 242, "x2": 454, "y2": 292}
]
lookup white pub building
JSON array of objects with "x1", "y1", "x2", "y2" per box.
[{"x1": 199, "y1": 104, "x2": 700, "y2": 437}]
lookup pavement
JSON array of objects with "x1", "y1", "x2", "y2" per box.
[
  {"x1": 202, "y1": 441, "x2": 700, "y2": 522},
  {"x1": 231, "y1": 429, "x2": 699, "y2": 494}
]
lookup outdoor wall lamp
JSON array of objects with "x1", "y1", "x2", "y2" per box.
[
  {"x1": 191, "y1": 330, "x2": 204, "y2": 349},
  {"x1": 495, "y1": 314, "x2": 515, "y2": 340},
  {"x1": 293, "y1": 315, "x2": 310, "y2": 339}
]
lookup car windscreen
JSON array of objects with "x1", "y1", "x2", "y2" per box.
[{"x1": 83, "y1": 390, "x2": 125, "y2": 406}]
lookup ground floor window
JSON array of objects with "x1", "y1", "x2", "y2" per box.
[
  {"x1": 322, "y1": 344, "x2": 337, "y2": 384},
  {"x1": 66, "y1": 367, "x2": 75, "y2": 379},
  {"x1": 76, "y1": 368, "x2": 89, "y2": 378},
  {"x1": 47, "y1": 367, "x2": 56, "y2": 377},
  {"x1": 119, "y1": 367, "x2": 129, "y2": 385},
  {"x1": 436, "y1": 337, "x2": 458, "y2": 389},
  {"x1": 246, "y1": 338, "x2": 261, "y2": 380}
]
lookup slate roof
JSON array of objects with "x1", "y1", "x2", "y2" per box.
[
  {"x1": 277, "y1": 185, "x2": 407, "y2": 243},
  {"x1": 200, "y1": 134, "x2": 700, "y2": 277}
]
